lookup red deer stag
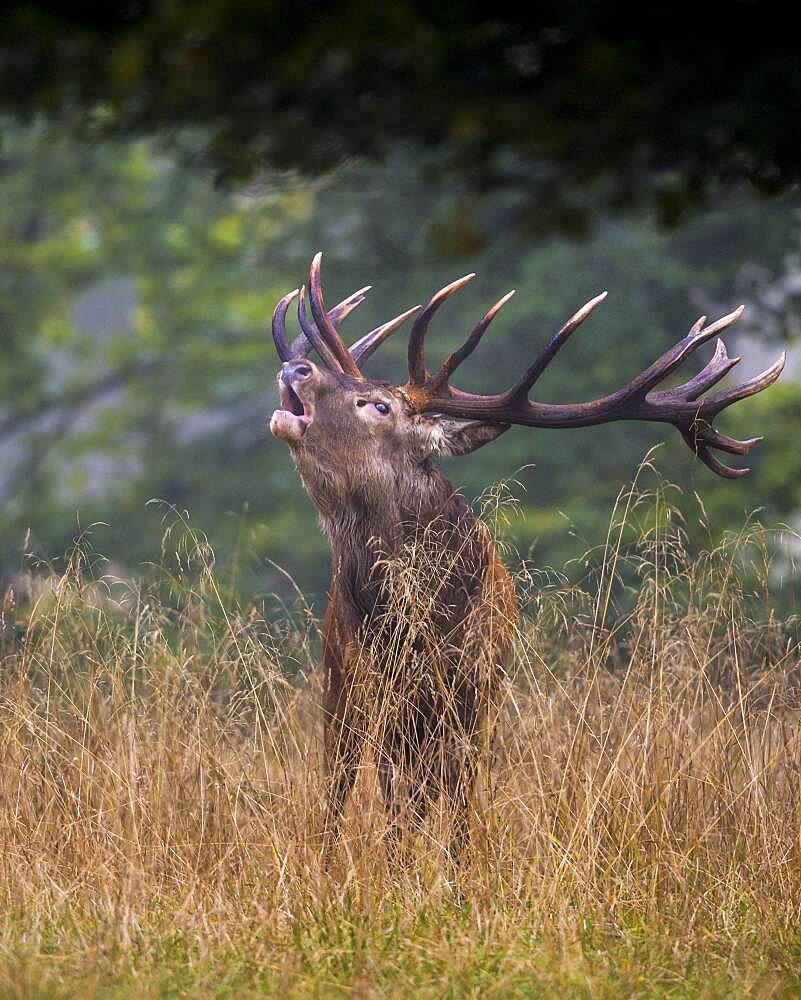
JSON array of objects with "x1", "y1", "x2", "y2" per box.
[{"x1": 269, "y1": 253, "x2": 784, "y2": 858}]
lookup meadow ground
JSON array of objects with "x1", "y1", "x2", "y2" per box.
[{"x1": 1, "y1": 480, "x2": 800, "y2": 998}]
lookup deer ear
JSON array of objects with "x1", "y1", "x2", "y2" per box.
[{"x1": 421, "y1": 418, "x2": 510, "y2": 458}]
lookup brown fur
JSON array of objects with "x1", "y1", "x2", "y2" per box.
[{"x1": 271, "y1": 360, "x2": 516, "y2": 856}]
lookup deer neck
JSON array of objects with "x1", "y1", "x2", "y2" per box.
[
  {"x1": 312, "y1": 461, "x2": 461, "y2": 548},
  {"x1": 295, "y1": 456, "x2": 477, "y2": 613}
]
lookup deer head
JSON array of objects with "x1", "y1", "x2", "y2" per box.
[
  {"x1": 270, "y1": 253, "x2": 785, "y2": 495},
  {"x1": 270, "y1": 257, "x2": 512, "y2": 520}
]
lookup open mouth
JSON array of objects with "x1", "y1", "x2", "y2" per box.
[
  {"x1": 270, "y1": 377, "x2": 313, "y2": 444},
  {"x1": 280, "y1": 382, "x2": 306, "y2": 417}
]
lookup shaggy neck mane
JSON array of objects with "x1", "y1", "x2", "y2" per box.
[{"x1": 295, "y1": 452, "x2": 488, "y2": 626}]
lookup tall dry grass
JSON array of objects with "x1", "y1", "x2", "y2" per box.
[{"x1": 1, "y1": 475, "x2": 800, "y2": 996}]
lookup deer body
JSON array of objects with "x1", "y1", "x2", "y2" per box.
[
  {"x1": 317, "y1": 458, "x2": 515, "y2": 850},
  {"x1": 274, "y1": 359, "x2": 514, "y2": 850},
  {"x1": 269, "y1": 252, "x2": 783, "y2": 858}
]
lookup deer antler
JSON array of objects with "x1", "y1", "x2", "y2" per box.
[
  {"x1": 402, "y1": 281, "x2": 785, "y2": 479},
  {"x1": 271, "y1": 254, "x2": 420, "y2": 375}
]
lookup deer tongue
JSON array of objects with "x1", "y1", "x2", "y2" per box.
[{"x1": 270, "y1": 407, "x2": 311, "y2": 444}]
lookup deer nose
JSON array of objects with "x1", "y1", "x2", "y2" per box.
[{"x1": 281, "y1": 361, "x2": 313, "y2": 384}]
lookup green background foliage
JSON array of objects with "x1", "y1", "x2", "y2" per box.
[{"x1": 1, "y1": 120, "x2": 799, "y2": 602}]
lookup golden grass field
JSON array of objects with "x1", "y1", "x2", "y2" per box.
[{"x1": 1, "y1": 476, "x2": 800, "y2": 998}]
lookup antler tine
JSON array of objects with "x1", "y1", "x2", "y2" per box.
[
  {"x1": 704, "y1": 351, "x2": 786, "y2": 414},
  {"x1": 272, "y1": 288, "x2": 300, "y2": 362},
  {"x1": 622, "y1": 305, "x2": 746, "y2": 401},
  {"x1": 699, "y1": 429, "x2": 763, "y2": 455},
  {"x1": 428, "y1": 290, "x2": 516, "y2": 392},
  {"x1": 648, "y1": 338, "x2": 741, "y2": 405},
  {"x1": 688, "y1": 435, "x2": 753, "y2": 479},
  {"x1": 407, "y1": 273, "x2": 476, "y2": 387},
  {"x1": 506, "y1": 291, "x2": 608, "y2": 402},
  {"x1": 330, "y1": 286, "x2": 371, "y2": 326},
  {"x1": 681, "y1": 420, "x2": 765, "y2": 479},
  {"x1": 288, "y1": 286, "x2": 370, "y2": 360},
  {"x1": 350, "y1": 305, "x2": 421, "y2": 366},
  {"x1": 308, "y1": 252, "x2": 363, "y2": 377},
  {"x1": 297, "y1": 286, "x2": 346, "y2": 372},
  {"x1": 272, "y1": 258, "x2": 417, "y2": 370}
]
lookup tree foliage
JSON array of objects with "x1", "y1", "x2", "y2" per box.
[{"x1": 1, "y1": 2, "x2": 800, "y2": 235}]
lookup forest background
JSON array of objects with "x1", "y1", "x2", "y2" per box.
[{"x1": 1, "y1": 1, "x2": 799, "y2": 603}]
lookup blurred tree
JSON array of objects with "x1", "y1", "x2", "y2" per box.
[
  {"x1": 0, "y1": 2, "x2": 799, "y2": 237},
  {"x1": 1, "y1": 120, "x2": 798, "y2": 603}
]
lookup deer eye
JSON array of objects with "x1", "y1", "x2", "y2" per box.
[{"x1": 373, "y1": 402, "x2": 390, "y2": 415}]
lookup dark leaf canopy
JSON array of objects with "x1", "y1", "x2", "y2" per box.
[{"x1": 1, "y1": 1, "x2": 800, "y2": 232}]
